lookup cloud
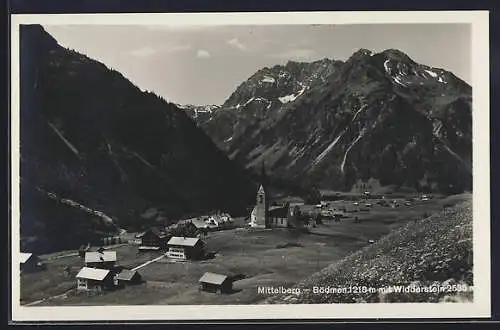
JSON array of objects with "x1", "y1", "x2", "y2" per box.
[
  {"x1": 197, "y1": 49, "x2": 210, "y2": 58},
  {"x1": 227, "y1": 38, "x2": 248, "y2": 51},
  {"x1": 267, "y1": 48, "x2": 318, "y2": 61}
]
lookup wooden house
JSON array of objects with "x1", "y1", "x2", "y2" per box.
[
  {"x1": 136, "y1": 227, "x2": 169, "y2": 249},
  {"x1": 76, "y1": 267, "x2": 114, "y2": 291},
  {"x1": 166, "y1": 236, "x2": 205, "y2": 260},
  {"x1": 20, "y1": 252, "x2": 43, "y2": 273},
  {"x1": 268, "y1": 205, "x2": 289, "y2": 228},
  {"x1": 199, "y1": 272, "x2": 233, "y2": 294},
  {"x1": 114, "y1": 269, "x2": 142, "y2": 287},
  {"x1": 84, "y1": 251, "x2": 117, "y2": 269}
]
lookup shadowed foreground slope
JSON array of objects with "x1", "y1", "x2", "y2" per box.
[{"x1": 265, "y1": 198, "x2": 473, "y2": 304}]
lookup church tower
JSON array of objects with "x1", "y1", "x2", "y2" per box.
[{"x1": 249, "y1": 162, "x2": 270, "y2": 228}]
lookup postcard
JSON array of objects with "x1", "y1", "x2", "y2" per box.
[{"x1": 10, "y1": 10, "x2": 490, "y2": 321}]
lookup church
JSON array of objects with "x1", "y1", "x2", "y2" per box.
[{"x1": 249, "y1": 163, "x2": 292, "y2": 229}]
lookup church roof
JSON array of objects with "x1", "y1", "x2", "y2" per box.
[{"x1": 257, "y1": 185, "x2": 266, "y2": 194}]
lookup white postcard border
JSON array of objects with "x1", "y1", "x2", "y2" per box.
[{"x1": 10, "y1": 10, "x2": 491, "y2": 321}]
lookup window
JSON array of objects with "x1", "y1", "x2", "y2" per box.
[{"x1": 280, "y1": 219, "x2": 283, "y2": 225}]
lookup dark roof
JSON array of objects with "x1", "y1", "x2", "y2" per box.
[
  {"x1": 199, "y1": 272, "x2": 228, "y2": 285},
  {"x1": 115, "y1": 269, "x2": 140, "y2": 281},
  {"x1": 269, "y1": 205, "x2": 289, "y2": 218},
  {"x1": 137, "y1": 227, "x2": 168, "y2": 239}
]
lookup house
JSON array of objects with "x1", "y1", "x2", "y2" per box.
[
  {"x1": 268, "y1": 205, "x2": 290, "y2": 228},
  {"x1": 166, "y1": 236, "x2": 205, "y2": 260},
  {"x1": 199, "y1": 272, "x2": 233, "y2": 294},
  {"x1": 76, "y1": 267, "x2": 114, "y2": 291},
  {"x1": 114, "y1": 269, "x2": 142, "y2": 287},
  {"x1": 136, "y1": 227, "x2": 170, "y2": 249},
  {"x1": 20, "y1": 252, "x2": 43, "y2": 273},
  {"x1": 84, "y1": 251, "x2": 117, "y2": 269}
]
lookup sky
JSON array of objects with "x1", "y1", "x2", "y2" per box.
[{"x1": 42, "y1": 24, "x2": 471, "y2": 105}]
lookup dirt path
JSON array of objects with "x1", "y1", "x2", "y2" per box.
[
  {"x1": 24, "y1": 288, "x2": 75, "y2": 306},
  {"x1": 131, "y1": 252, "x2": 169, "y2": 271}
]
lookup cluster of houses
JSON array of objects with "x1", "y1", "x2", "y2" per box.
[{"x1": 75, "y1": 249, "x2": 142, "y2": 292}]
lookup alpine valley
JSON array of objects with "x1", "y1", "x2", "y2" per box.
[{"x1": 18, "y1": 25, "x2": 472, "y2": 254}]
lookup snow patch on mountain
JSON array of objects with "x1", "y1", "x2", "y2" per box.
[
  {"x1": 425, "y1": 69, "x2": 438, "y2": 78},
  {"x1": 340, "y1": 128, "x2": 367, "y2": 173},
  {"x1": 438, "y1": 76, "x2": 447, "y2": 84},
  {"x1": 278, "y1": 85, "x2": 307, "y2": 104},
  {"x1": 262, "y1": 76, "x2": 276, "y2": 83},
  {"x1": 384, "y1": 59, "x2": 391, "y2": 73},
  {"x1": 312, "y1": 132, "x2": 345, "y2": 166}
]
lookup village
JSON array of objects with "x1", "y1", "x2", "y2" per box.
[{"x1": 20, "y1": 176, "x2": 469, "y2": 306}]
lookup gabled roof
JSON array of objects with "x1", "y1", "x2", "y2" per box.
[
  {"x1": 191, "y1": 218, "x2": 209, "y2": 229},
  {"x1": 76, "y1": 267, "x2": 110, "y2": 281},
  {"x1": 20, "y1": 252, "x2": 33, "y2": 264},
  {"x1": 85, "y1": 251, "x2": 117, "y2": 263},
  {"x1": 167, "y1": 236, "x2": 201, "y2": 247},
  {"x1": 269, "y1": 205, "x2": 289, "y2": 218},
  {"x1": 199, "y1": 272, "x2": 228, "y2": 285},
  {"x1": 115, "y1": 269, "x2": 140, "y2": 281},
  {"x1": 136, "y1": 227, "x2": 168, "y2": 239},
  {"x1": 257, "y1": 185, "x2": 266, "y2": 194}
]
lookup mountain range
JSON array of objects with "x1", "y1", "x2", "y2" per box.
[
  {"x1": 19, "y1": 25, "x2": 257, "y2": 253},
  {"x1": 185, "y1": 49, "x2": 472, "y2": 194}
]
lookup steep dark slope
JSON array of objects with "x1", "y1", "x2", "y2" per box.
[
  {"x1": 19, "y1": 25, "x2": 257, "y2": 253},
  {"x1": 195, "y1": 49, "x2": 472, "y2": 194}
]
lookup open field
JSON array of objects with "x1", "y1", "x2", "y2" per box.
[
  {"x1": 266, "y1": 198, "x2": 474, "y2": 304},
  {"x1": 21, "y1": 193, "x2": 471, "y2": 306}
]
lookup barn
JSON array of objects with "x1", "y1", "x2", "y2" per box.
[
  {"x1": 76, "y1": 267, "x2": 114, "y2": 291},
  {"x1": 166, "y1": 236, "x2": 205, "y2": 260},
  {"x1": 268, "y1": 205, "x2": 290, "y2": 228},
  {"x1": 85, "y1": 251, "x2": 117, "y2": 269},
  {"x1": 136, "y1": 227, "x2": 169, "y2": 249},
  {"x1": 20, "y1": 252, "x2": 43, "y2": 273},
  {"x1": 199, "y1": 272, "x2": 233, "y2": 294},
  {"x1": 114, "y1": 269, "x2": 142, "y2": 287}
]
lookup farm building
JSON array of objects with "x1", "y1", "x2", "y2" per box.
[
  {"x1": 85, "y1": 251, "x2": 117, "y2": 269},
  {"x1": 268, "y1": 205, "x2": 290, "y2": 228},
  {"x1": 199, "y1": 272, "x2": 233, "y2": 294},
  {"x1": 114, "y1": 269, "x2": 142, "y2": 287},
  {"x1": 136, "y1": 227, "x2": 170, "y2": 249},
  {"x1": 20, "y1": 252, "x2": 43, "y2": 273},
  {"x1": 166, "y1": 236, "x2": 205, "y2": 260},
  {"x1": 76, "y1": 267, "x2": 114, "y2": 291}
]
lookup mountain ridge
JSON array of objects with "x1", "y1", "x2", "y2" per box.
[{"x1": 184, "y1": 48, "x2": 472, "y2": 194}]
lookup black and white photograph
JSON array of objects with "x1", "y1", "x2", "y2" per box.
[{"x1": 10, "y1": 11, "x2": 490, "y2": 321}]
